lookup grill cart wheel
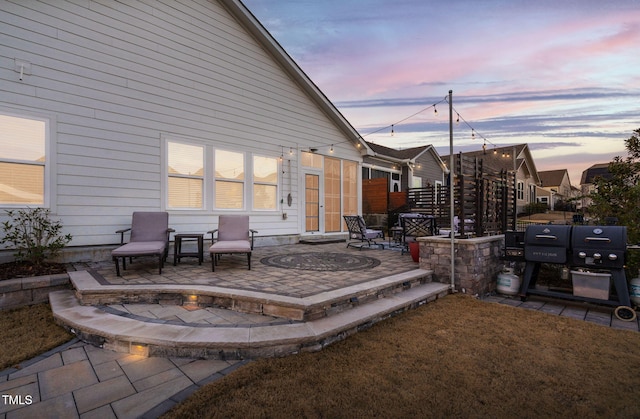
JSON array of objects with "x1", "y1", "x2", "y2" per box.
[{"x1": 614, "y1": 306, "x2": 637, "y2": 322}]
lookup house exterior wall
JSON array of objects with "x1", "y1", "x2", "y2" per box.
[
  {"x1": 0, "y1": 0, "x2": 361, "y2": 254},
  {"x1": 412, "y1": 153, "x2": 445, "y2": 187}
]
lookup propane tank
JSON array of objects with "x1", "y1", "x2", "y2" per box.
[
  {"x1": 497, "y1": 268, "x2": 521, "y2": 296},
  {"x1": 630, "y1": 270, "x2": 640, "y2": 306}
]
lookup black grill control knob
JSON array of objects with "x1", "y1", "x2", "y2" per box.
[
  {"x1": 578, "y1": 251, "x2": 587, "y2": 258},
  {"x1": 593, "y1": 253, "x2": 602, "y2": 260},
  {"x1": 609, "y1": 253, "x2": 618, "y2": 261}
]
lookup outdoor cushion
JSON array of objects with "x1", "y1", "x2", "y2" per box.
[
  {"x1": 207, "y1": 215, "x2": 256, "y2": 271},
  {"x1": 111, "y1": 241, "x2": 166, "y2": 256},
  {"x1": 111, "y1": 211, "x2": 172, "y2": 276},
  {"x1": 209, "y1": 240, "x2": 251, "y2": 253}
]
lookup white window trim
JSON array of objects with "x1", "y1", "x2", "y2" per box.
[
  {"x1": 166, "y1": 140, "x2": 205, "y2": 210},
  {"x1": 162, "y1": 136, "x2": 281, "y2": 213},
  {"x1": 252, "y1": 154, "x2": 279, "y2": 211},
  {"x1": 214, "y1": 148, "x2": 246, "y2": 210},
  {"x1": 0, "y1": 108, "x2": 55, "y2": 210}
]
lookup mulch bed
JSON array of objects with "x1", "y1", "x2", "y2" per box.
[{"x1": 0, "y1": 261, "x2": 68, "y2": 281}]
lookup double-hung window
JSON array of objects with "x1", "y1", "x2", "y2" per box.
[
  {"x1": 166, "y1": 140, "x2": 281, "y2": 211},
  {"x1": 253, "y1": 155, "x2": 278, "y2": 210},
  {"x1": 0, "y1": 113, "x2": 48, "y2": 206},
  {"x1": 167, "y1": 142, "x2": 204, "y2": 209},
  {"x1": 215, "y1": 150, "x2": 245, "y2": 209}
]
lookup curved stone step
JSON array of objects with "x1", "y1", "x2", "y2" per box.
[
  {"x1": 69, "y1": 269, "x2": 437, "y2": 321},
  {"x1": 50, "y1": 281, "x2": 450, "y2": 359}
]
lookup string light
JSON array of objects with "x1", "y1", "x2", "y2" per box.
[{"x1": 299, "y1": 93, "x2": 507, "y2": 160}]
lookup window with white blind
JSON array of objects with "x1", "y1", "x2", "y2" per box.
[
  {"x1": 166, "y1": 140, "x2": 281, "y2": 212},
  {"x1": 253, "y1": 155, "x2": 278, "y2": 210},
  {"x1": 0, "y1": 113, "x2": 47, "y2": 206},
  {"x1": 167, "y1": 142, "x2": 204, "y2": 209},
  {"x1": 215, "y1": 149, "x2": 245, "y2": 209}
]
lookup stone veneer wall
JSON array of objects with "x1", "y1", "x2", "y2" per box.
[
  {"x1": 0, "y1": 274, "x2": 71, "y2": 310},
  {"x1": 417, "y1": 235, "x2": 505, "y2": 296}
]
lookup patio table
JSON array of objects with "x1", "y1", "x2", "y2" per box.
[{"x1": 174, "y1": 233, "x2": 204, "y2": 265}]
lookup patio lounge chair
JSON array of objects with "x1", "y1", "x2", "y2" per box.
[
  {"x1": 111, "y1": 212, "x2": 173, "y2": 276},
  {"x1": 208, "y1": 215, "x2": 257, "y2": 271},
  {"x1": 343, "y1": 215, "x2": 384, "y2": 249}
]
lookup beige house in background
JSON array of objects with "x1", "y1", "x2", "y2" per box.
[{"x1": 537, "y1": 169, "x2": 574, "y2": 210}]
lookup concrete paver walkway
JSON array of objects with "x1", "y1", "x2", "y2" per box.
[{"x1": 0, "y1": 338, "x2": 247, "y2": 418}]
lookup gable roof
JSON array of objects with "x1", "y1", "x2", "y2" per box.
[
  {"x1": 220, "y1": 0, "x2": 371, "y2": 154},
  {"x1": 365, "y1": 141, "x2": 447, "y2": 171},
  {"x1": 580, "y1": 163, "x2": 613, "y2": 185},
  {"x1": 538, "y1": 169, "x2": 568, "y2": 187}
]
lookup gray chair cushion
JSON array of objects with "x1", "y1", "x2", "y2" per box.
[
  {"x1": 112, "y1": 241, "x2": 166, "y2": 256},
  {"x1": 129, "y1": 212, "x2": 169, "y2": 242},
  {"x1": 210, "y1": 240, "x2": 251, "y2": 253}
]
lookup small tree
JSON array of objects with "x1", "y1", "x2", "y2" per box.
[
  {"x1": 0, "y1": 208, "x2": 73, "y2": 266},
  {"x1": 588, "y1": 128, "x2": 640, "y2": 275}
]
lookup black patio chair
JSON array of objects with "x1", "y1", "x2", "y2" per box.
[
  {"x1": 399, "y1": 214, "x2": 436, "y2": 255},
  {"x1": 343, "y1": 215, "x2": 384, "y2": 249}
]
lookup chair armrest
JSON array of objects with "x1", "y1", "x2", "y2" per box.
[
  {"x1": 207, "y1": 229, "x2": 219, "y2": 243},
  {"x1": 115, "y1": 228, "x2": 131, "y2": 244},
  {"x1": 249, "y1": 229, "x2": 258, "y2": 249}
]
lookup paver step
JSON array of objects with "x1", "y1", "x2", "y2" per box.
[
  {"x1": 50, "y1": 280, "x2": 450, "y2": 359},
  {"x1": 69, "y1": 269, "x2": 436, "y2": 321}
]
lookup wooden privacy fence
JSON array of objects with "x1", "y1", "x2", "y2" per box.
[{"x1": 385, "y1": 153, "x2": 517, "y2": 237}]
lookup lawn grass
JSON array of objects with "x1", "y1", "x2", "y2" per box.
[
  {"x1": 165, "y1": 294, "x2": 640, "y2": 418},
  {"x1": 0, "y1": 303, "x2": 74, "y2": 371}
]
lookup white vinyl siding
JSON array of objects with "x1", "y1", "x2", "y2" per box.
[{"x1": 0, "y1": 0, "x2": 363, "y2": 246}]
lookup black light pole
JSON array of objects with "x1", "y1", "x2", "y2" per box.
[{"x1": 449, "y1": 90, "x2": 455, "y2": 290}]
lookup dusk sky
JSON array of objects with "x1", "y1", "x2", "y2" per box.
[{"x1": 243, "y1": 0, "x2": 640, "y2": 185}]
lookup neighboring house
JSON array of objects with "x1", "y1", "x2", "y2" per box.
[
  {"x1": 580, "y1": 163, "x2": 613, "y2": 208},
  {"x1": 0, "y1": 0, "x2": 372, "y2": 262},
  {"x1": 537, "y1": 169, "x2": 573, "y2": 210},
  {"x1": 363, "y1": 142, "x2": 447, "y2": 191},
  {"x1": 446, "y1": 144, "x2": 541, "y2": 214}
]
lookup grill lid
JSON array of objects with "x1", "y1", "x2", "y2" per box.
[{"x1": 524, "y1": 225, "x2": 572, "y2": 263}]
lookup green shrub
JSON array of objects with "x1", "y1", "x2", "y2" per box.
[
  {"x1": 523, "y1": 202, "x2": 548, "y2": 215},
  {"x1": 0, "y1": 208, "x2": 72, "y2": 266}
]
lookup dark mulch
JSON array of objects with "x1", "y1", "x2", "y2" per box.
[{"x1": 0, "y1": 261, "x2": 68, "y2": 281}]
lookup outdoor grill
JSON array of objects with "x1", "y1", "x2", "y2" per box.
[
  {"x1": 570, "y1": 225, "x2": 626, "y2": 270},
  {"x1": 516, "y1": 224, "x2": 633, "y2": 318},
  {"x1": 523, "y1": 225, "x2": 572, "y2": 264},
  {"x1": 502, "y1": 231, "x2": 525, "y2": 262}
]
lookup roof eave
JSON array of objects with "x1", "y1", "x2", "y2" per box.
[{"x1": 219, "y1": 0, "x2": 371, "y2": 155}]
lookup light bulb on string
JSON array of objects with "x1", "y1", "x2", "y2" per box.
[
  {"x1": 391, "y1": 124, "x2": 395, "y2": 136},
  {"x1": 456, "y1": 113, "x2": 460, "y2": 124},
  {"x1": 482, "y1": 142, "x2": 487, "y2": 154},
  {"x1": 433, "y1": 105, "x2": 438, "y2": 116},
  {"x1": 471, "y1": 129, "x2": 475, "y2": 140},
  {"x1": 330, "y1": 144, "x2": 334, "y2": 153}
]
